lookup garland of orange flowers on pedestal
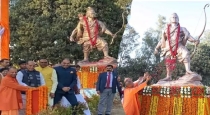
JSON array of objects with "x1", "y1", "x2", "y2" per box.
[
  {"x1": 78, "y1": 66, "x2": 115, "y2": 88},
  {"x1": 26, "y1": 89, "x2": 32, "y2": 115},
  {"x1": 138, "y1": 86, "x2": 210, "y2": 115},
  {"x1": 26, "y1": 86, "x2": 48, "y2": 115}
]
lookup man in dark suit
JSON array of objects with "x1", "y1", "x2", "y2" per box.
[
  {"x1": 53, "y1": 58, "x2": 78, "y2": 114},
  {"x1": 96, "y1": 65, "x2": 122, "y2": 115}
]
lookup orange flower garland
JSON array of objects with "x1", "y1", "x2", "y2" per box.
[
  {"x1": 26, "y1": 89, "x2": 32, "y2": 115},
  {"x1": 26, "y1": 86, "x2": 48, "y2": 115},
  {"x1": 38, "y1": 87, "x2": 42, "y2": 112},
  {"x1": 138, "y1": 86, "x2": 210, "y2": 115},
  {"x1": 43, "y1": 86, "x2": 48, "y2": 109},
  {"x1": 78, "y1": 66, "x2": 109, "y2": 88}
]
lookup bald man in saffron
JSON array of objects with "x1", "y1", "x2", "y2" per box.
[{"x1": 0, "y1": 67, "x2": 32, "y2": 115}]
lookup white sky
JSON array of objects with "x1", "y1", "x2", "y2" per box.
[
  {"x1": 128, "y1": 0, "x2": 210, "y2": 58},
  {"x1": 129, "y1": 0, "x2": 210, "y2": 38}
]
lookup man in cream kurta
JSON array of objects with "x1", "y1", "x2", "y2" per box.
[{"x1": 35, "y1": 59, "x2": 58, "y2": 106}]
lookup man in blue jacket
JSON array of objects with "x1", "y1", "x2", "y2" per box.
[
  {"x1": 96, "y1": 65, "x2": 122, "y2": 115},
  {"x1": 53, "y1": 58, "x2": 78, "y2": 112}
]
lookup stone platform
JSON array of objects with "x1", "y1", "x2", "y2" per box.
[
  {"x1": 153, "y1": 72, "x2": 203, "y2": 86},
  {"x1": 77, "y1": 57, "x2": 117, "y2": 67}
]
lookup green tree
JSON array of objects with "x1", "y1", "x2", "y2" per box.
[
  {"x1": 10, "y1": 0, "x2": 131, "y2": 63},
  {"x1": 118, "y1": 15, "x2": 166, "y2": 81},
  {"x1": 201, "y1": 30, "x2": 210, "y2": 45},
  {"x1": 140, "y1": 15, "x2": 166, "y2": 65}
]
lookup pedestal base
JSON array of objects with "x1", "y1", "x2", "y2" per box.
[
  {"x1": 78, "y1": 57, "x2": 117, "y2": 67},
  {"x1": 153, "y1": 72, "x2": 203, "y2": 86}
]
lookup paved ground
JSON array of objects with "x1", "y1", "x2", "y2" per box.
[
  {"x1": 93, "y1": 97, "x2": 125, "y2": 115},
  {"x1": 111, "y1": 101, "x2": 125, "y2": 115}
]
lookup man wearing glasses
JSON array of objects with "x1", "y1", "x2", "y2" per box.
[
  {"x1": 35, "y1": 58, "x2": 58, "y2": 107},
  {"x1": 16, "y1": 61, "x2": 45, "y2": 115}
]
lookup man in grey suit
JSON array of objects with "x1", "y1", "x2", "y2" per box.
[{"x1": 96, "y1": 65, "x2": 122, "y2": 115}]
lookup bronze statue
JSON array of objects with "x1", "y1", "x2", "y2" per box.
[
  {"x1": 69, "y1": 7, "x2": 116, "y2": 63},
  {"x1": 154, "y1": 13, "x2": 199, "y2": 81}
]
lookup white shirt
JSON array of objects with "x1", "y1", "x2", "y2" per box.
[
  {"x1": 16, "y1": 71, "x2": 45, "y2": 86},
  {"x1": 106, "y1": 72, "x2": 113, "y2": 88},
  {"x1": 0, "y1": 27, "x2": 5, "y2": 36},
  {"x1": 77, "y1": 77, "x2": 81, "y2": 89}
]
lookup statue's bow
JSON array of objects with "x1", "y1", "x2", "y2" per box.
[
  {"x1": 191, "y1": 4, "x2": 209, "y2": 58},
  {"x1": 110, "y1": 10, "x2": 127, "y2": 44}
]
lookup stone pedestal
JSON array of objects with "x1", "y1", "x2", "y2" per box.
[
  {"x1": 78, "y1": 57, "x2": 117, "y2": 67},
  {"x1": 153, "y1": 72, "x2": 203, "y2": 86}
]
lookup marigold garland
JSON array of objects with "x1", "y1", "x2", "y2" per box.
[
  {"x1": 138, "y1": 86, "x2": 210, "y2": 115},
  {"x1": 149, "y1": 96, "x2": 158, "y2": 115},
  {"x1": 198, "y1": 98, "x2": 205, "y2": 115},
  {"x1": 168, "y1": 96, "x2": 174, "y2": 115},
  {"x1": 173, "y1": 97, "x2": 183, "y2": 115},
  {"x1": 26, "y1": 86, "x2": 48, "y2": 115},
  {"x1": 78, "y1": 66, "x2": 109, "y2": 88},
  {"x1": 39, "y1": 87, "x2": 42, "y2": 112},
  {"x1": 43, "y1": 86, "x2": 48, "y2": 109},
  {"x1": 26, "y1": 89, "x2": 32, "y2": 115},
  {"x1": 205, "y1": 97, "x2": 210, "y2": 115}
]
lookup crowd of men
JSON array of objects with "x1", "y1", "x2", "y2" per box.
[
  {"x1": 0, "y1": 58, "x2": 93, "y2": 115},
  {"x1": 0, "y1": 58, "x2": 151, "y2": 115}
]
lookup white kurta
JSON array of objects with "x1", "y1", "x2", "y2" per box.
[
  {"x1": 60, "y1": 78, "x2": 91, "y2": 115},
  {"x1": 0, "y1": 27, "x2": 5, "y2": 36}
]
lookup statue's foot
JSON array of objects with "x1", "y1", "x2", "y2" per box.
[
  {"x1": 104, "y1": 56, "x2": 113, "y2": 59},
  {"x1": 160, "y1": 77, "x2": 172, "y2": 81},
  {"x1": 186, "y1": 70, "x2": 194, "y2": 74}
]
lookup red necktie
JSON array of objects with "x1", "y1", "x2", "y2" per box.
[{"x1": 106, "y1": 72, "x2": 111, "y2": 88}]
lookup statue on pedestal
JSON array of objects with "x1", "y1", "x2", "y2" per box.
[
  {"x1": 154, "y1": 13, "x2": 204, "y2": 86},
  {"x1": 69, "y1": 7, "x2": 117, "y2": 66}
]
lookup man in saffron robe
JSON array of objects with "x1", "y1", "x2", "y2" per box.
[
  {"x1": 123, "y1": 73, "x2": 151, "y2": 115},
  {"x1": 0, "y1": 67, "x2": 31, "y2": 115}
]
